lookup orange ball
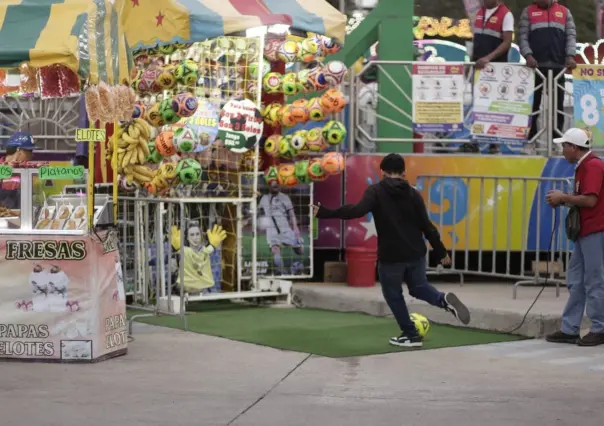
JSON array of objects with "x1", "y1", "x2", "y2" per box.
[
  {"x1": 277, "y1": 164, "x2": 298, "y2": 187},
  {"x1": 320, "y1": 152, "x2": 345, "y2": 175},
  {"x1": 321, "y1": 89, "x2": 347, "y2": 113},
  {"x1": 155, "y1": 131, "x2": 176, "y2": 156}
]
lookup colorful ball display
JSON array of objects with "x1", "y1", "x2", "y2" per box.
[
  {"x1": 155, "y1": 131, "x2": 176, "y2": 156},
  {"x1": 322, "y1": 120, "x2": 347, "y2": 145},
  {"x1": 282, "y1": 73, "x2": 298, "y2": 96},
  {"x1": 156, "y1": 65, "x2": 177, "y2": 89},
  {"x1": 295, "y1": 160, "x2": 310, "y2": 184},
  {"x1": 174, "y1": 127, "x2": 198, "y2": 153},
  {"x1": 307, "y1": 98, "x2": 325, "y2": 122},
  {"x1": 277, "y1": 164, "x2": 298, "y2": 187},
  {"x1": 264, "y1": 134, "x2": 280, "y2": 157},
  {"x1": 263, "y1": 72, "x2": 282, "y2": 94},
  {"x1": 280, "y1": 105, "x2": 296, "y2": 127},
  {"x1": 264, "y1": 165, "x2": 279, "y2": 184},
  {"x1": 298, "y1": 39, "x2": 318, "y2": 63},
  {"x1": 308, "y1": 158, "x2": 327, "y2": 182},
  {"x1": 145, "y1": 103, "x2": 165, "y2": 127},
  {"x1": 176, "y1": 158, "x2": 202, "y2": 184},
  {"x1": 306, "y1": 128, "x2": 326, "y2": 152},
  {"x1": 172, "y1": 92, "x2": 199, "y2": 117},
  {"x1": 322, "y1": 89, "x2": 347, "y2": 113},
  {"x1": 290, "y1": 130, "x2": 308, "y2": 152},
  {"x1": 175, "y1": 60, "x2": 199, "y2": 86},
  {"x1": 321, "y1": 152, "x2": 345, "y2": 175},
  {"x1": 278, "y1": 135, "x2": 297, "y2": 160},
  {"x1": 410, "y1": 313, "x2": 431, "y2": 337}
]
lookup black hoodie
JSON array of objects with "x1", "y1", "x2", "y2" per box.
[{"x1": 317, "y1": 178, "x2": 448, "y2": 263}]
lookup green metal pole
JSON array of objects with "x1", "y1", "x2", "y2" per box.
[{"x1": 375, "y1": 0, "x2": 414, "y2": 153}]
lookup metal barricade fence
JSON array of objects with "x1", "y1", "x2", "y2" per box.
[
  {"x1": 415, "y1": 174, "x2": 574, "y2": 298},
  {"x1": 349, "y1": 61, "x2": 550, "y2": 155}
]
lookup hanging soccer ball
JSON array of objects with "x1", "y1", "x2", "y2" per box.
[
  {"x1": 277, "y1": 164, "x2": 298, "y2": 187},
  {"x1": 290, "y1": 130, "x2": 308, "y2": 152},
  {"x1": 306, "y1": 128, "x2": 327, "y2": 152},
  {"x1": 307, "y1": 98, "x2": 325, "y2": 122},
  {"x1": 157, "y1": 44, "x2": 177, "y2": 56},
  {"x1": 321, "y1": 37, "x2": 340, "y2": 55},
  {"x1": 278, "y1": 135, "x2": 297, "y2": 160},
  {"x1": 290, "y1": 99, "x2": 309, "y2": 124},
  {"x1": 264, "y1": 134, "x2": 280, "y2": 157},
  {"x1": 172, "y1": 92, "x2": 199, "y2": 117},
  {"x1": 156, "y1": 65, "x2": 178, "y2": 90},
  {"x1": 174, "y1": 127, "x2": 198, "y2": 153},
  {"x1": 322, "y1": 120, "x2": 347, "y2": 145},
  {"x1": 277, "y1": 40, "x2": 300, "y2": 63},
  {"x1": 297, "y1": 39, "x2": 319, "y2": 63},
  {"x1": 249, "y1": 59, "x2": 270, "y2": 80},
  {"x1": 159, "y1": 99, "x2": 180, "y2": 125},
  {"x1": 322, "y1": 89, "x2": 347, "y2": 113},
  {"x1": 263, "y1": 72, "x2": 282, "y2": 94},
  {"x1": 308, "y1": 158, "x2": 327, "y2": 182},
  {"x1": 323, "y1": 61, "x2": 347, "y2": 86},
  {"x1": 155, "y1": 131, "x2": 176, "y2": 157},
  {"x1": 264, "y1": 165, "x2": 279, "y2": 184},
  {"x1": 132, "y1": 102, "x2": 146, "y2": 119},
  {"x1": 147, "y1": 142, "x2": 163, "y2": 164},
  {"x1": 175, "y1": 60, "x2": 199, "y2": 86},
  {"x1": 280, "y1": 105, "x2": 296, "y2": 127},
  {"x1": 410, "y1": 313, "x2": 431, "y2": 337},
  {"x1": 281, "y1": 73, "x2": 298, "y2": 96},
  {"x1": 320, "y1": 152, "x2": 345, "y2": 175},
  {"x1": 145, "y1": 102, "x2": 165, "y2": 127},
  {"x1": 176, "y1": 158, "x2": 202, "y2": 185},
  {"x1": 295, "y1": 160, "x2": 311, "y2": 184}
]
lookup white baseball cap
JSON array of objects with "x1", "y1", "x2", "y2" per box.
[{"x1": 553, "y1": 128, "x2": 591, "y2": 148}]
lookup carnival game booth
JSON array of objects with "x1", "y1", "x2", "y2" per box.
[
  {"x1": 0, "y1": 0, "x2": 132, "y2": 362},
  {"x1": 113, "y1": 0, "x2": 347, "y2": 321}
]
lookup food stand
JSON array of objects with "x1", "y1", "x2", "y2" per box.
[{"x1": 0, "y1": 0, "x2": 131, "y2": 362}]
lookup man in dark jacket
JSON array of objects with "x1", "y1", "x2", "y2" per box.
[
  {"x1": 518, "y1": 0, "x2": 577, "y2": 141},
  {"x1": 313, "y1": 154, "x2": 470, "y2": 348},
  {"x1": 472, "y1": 0, "x2": 514, "y2": 69}
]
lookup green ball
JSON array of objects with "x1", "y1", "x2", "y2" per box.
[
  {"x1": 175, "y1": 60, "x2": 199, "y2": 85},
  {"x1": 264, "y1": 166, "x2": 279, "y2": 184},
  {"x1": 282, "y1": 80, "x2": 298, "y2": 96},
  {"x1": 147, "y1": 143, "x2": 163, "y2": 164},
  {"x1": 322, "y1": 120, "x2": 347, "y2": 145},
  {"x1": 158, "y1": 44, "x2": 176, "y2": 55},
  {"x1": 278, "y1": 135, "x2": 297, "y2": 160},
  {"x1": 159, "y1": 99, "x2": 180, "y2": 125},
  {"x1": 294, "y1": 160, "x2": 310, "y2": 184},
  {"x1": 176, "y1": 158, "x2": 202, "y2": 185}
]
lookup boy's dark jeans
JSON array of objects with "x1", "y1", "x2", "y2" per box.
[{"x1": 378, "y1": 258, "x2": 445, "y2": 337}]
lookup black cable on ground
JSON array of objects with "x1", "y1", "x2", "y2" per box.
[{"x1": 506, "y1": 210, "x2": 559, "y2": 334}]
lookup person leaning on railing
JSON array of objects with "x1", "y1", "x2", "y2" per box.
[
  {"x1": 518, "y1": 0, "x2": 577, "y2": 142},
  {"x1": 545, "y1": 128, "x2": 604, "y2": 347}
]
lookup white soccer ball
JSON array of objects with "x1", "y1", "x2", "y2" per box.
[
  {"x1": 257, "y1": 216, "x2": 272, "y2": 231},
  {"x1": 323, "y1": 61, "x2": 347, "y2": 87}
]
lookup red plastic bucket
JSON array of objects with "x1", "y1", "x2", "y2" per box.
[{"x1": 345, "y1": 247, "x2": 378, "y2": 287}]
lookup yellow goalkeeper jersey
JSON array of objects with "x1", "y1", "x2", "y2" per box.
[{"x1": 181, "y1": 245, "x2": 215, "y2": 293}]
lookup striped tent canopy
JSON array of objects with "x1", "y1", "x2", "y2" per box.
[
  {"x1": 115, "y1": 0, "x2": 346, "y2": 51},
  {"x1": 0, "y1": 0, "x2": 131, "y2": 85}
]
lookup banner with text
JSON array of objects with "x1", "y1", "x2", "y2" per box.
[
  {"x1": 0, "y1": 235, "x2": 126, "y2": 361},
  {"x1": 573, "y1": 65, "x2": 604, "y2": 147},
  {"x1": 412, "y1": 64, "x2": 464, "y2": 133},
  {"x1": 471, "y1": 63, "x2": 535, "y2": 145}
]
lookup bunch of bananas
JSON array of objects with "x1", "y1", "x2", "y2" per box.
[
  {"x1": 113, "y1": 119, "x2": 152, "y2": 172},
  {"x1": 122, "y1": 164, "x2": 157, "y2": 186}
]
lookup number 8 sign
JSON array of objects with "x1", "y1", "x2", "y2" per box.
[{"x1": 573, "y1": 65, "x2": 604, "y2": 145}]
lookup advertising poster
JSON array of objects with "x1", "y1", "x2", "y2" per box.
[
  {"x1": 0, "y1": 235, "x2": 126, "y2": 361},
  {"x1": 178, "y1": 99, "x2": 219, "y2": 152},
  {"x1": 412, "y1": 63, "x2": 465, "y2": 133},
  {"x1": 572, "y1": 65, "x2": 604, "y2": 147},
  {"x1": 471, "y1": 63, "x2": 535, "y2": 144},
  {"x1": 240, "y1": 174, "x2": 313, "y2": 279},
  {"x1": 217, "y1": 98, "x2": 264, "y2": 153}
]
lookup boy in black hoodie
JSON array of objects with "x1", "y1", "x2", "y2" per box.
[{"x1": 313, "y1": 154, "x2": 470, "y2": 347}]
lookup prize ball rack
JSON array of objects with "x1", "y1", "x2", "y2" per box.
[
  {"x1": 0, "y1": 71, "x2": 131, "y2": 362},
  {"x1": 119, "y1": 30, "x2": 349, "y2": 315}
]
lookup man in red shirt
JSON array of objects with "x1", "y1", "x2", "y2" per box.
[{"x1": 546, "y1": 128, "x2": 604, "y2": 346}]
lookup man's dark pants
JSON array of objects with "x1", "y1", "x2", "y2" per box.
[
  {"x1": 378, "y1": 257, "x2": 445, "y2": 337},
  {"x1": 529, "y1": 67, "x2": 565, "y2": 141}
]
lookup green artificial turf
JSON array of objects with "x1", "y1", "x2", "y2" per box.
[{"x1": 129, "y1": 303, "x2": 525, "y2": 358}]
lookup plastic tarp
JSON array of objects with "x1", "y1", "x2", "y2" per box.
[
  {"x1": 115, "y1": 0, "x2": 346, "y2": 50},
  {"x1": 0, "y1": 0, "x2": 131, "y2": 84}
]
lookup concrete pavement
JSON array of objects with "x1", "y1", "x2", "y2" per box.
[{"x1": 1, "y1": 322, "x2": 603, "y2": 426}]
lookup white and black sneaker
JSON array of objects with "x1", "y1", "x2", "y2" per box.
[
  {"x1": 444, "y1": 292, "x2": 471, "y2": 325},
  {"x1": 389, "y1": 334, "x2": 423, "y2": 348}
]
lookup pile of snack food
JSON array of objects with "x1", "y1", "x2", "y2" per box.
[{"x1": 35, "y1": 204, "x2": 87, "y2": 231}]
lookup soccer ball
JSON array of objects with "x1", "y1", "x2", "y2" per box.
[
  {"x1": 322, "y1": 120, "x2": 347, "y2": 145},
  {"x1": 290, "y1": 99, "x2": 309, "y2": 124},
  {"x1": 290, "y1": 130, "x2": 308, "y2": 152},
  {"x1": 280, "y1": 105, "x2": 297, "y2": 127},
  {"x1": 307, "y1": 158, "x2": 327, "y2": 182},
  {"x1": 157, "y1": 44, "x2": 177, "y2": 55},
  {"x1": 264, "y1": 134, "x2": 280, "y2": 157},
  {"x1": 263, "y1": 103, "x2": 282, "y2": 126},
  {"x1": 172, "y1": 92, "x2": 198, "y2": 117},
  {"x1": 156, "y1": 65, "x2": 177, "y2": 90},
  {"x1": 306, "y1": 128, "x2": 326, "y2": 152},
  {"x1": 278, "y1": 135, "x2": 297, "y2": 160},
  {"x1": 322, "y1": 89, "x2": 347, "y2": 113},
  {"x1": 410, "y1": 313, "x2": 431, "y2": 337},
  {"x1": 320, "y1": 152, "x2": 344, "y2": 175},
  {"x1": 323, "y1": 61, "x2": 347, "y2": 86},
  {"x1": 249, "y1": 59, "x2": 270, "y2": 80},
  {"x1": 175, "y1": 60, "x2": 199, "y2": 86},
  {"x1": 132, "y1": 102, "x2": 146, "y2": 119},
  {"x1": 155, "y1": 131, "x2": 176, "y2": 156},
  {"x1": 307, "y1": 97, "x2": 325, "y2": 122},
  {"x1": 174, "y1": 127, "x2": 198, "y2": 153},
  {"x1": 176, "y1": 158, "x2": 202, "y2": 185},
  {"x1": 281, "y1": 73, "x2": 298, "y2": 96},
  {"x1": 159, "y1": 99, "x2": 180, "y2": 125},
  {"x1": 277, "y1": 164, "x2": 298, "y2": 187},
  {"x1": 147, "y1": 142, "x2": 163, "y2": 164},
  {"x1": 145, "y1": 102, "x2": 165, "y2": 127},
  {"x1": 263, "y1": 72, "x2": 282, "y2": 94},
  {"x1": 277, "y1": 40, "x2": 299, "y2": 63},
  {"x1": 295, "y1": 160, "x2": 310, "y2": 184},
  {"x1": 264, "y1": 165, "x2": 279, "y2": 184},
  {"x1": 321, "y1": 37, "x2": 340, "y2": 55},
  {"x1": 297, "y1": 39, "x2": 318, "y2": 63}
]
